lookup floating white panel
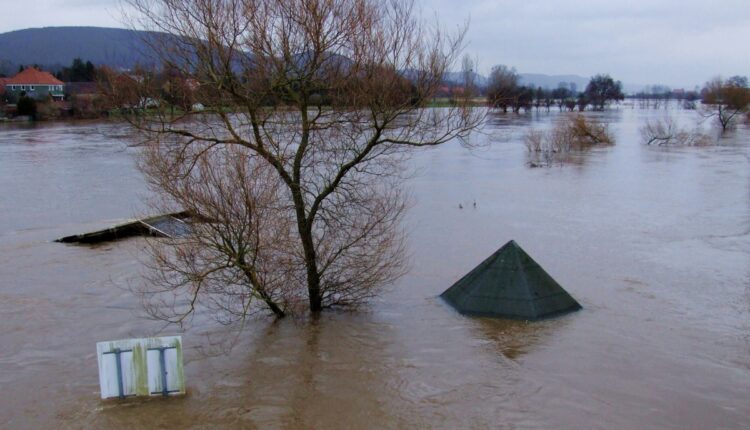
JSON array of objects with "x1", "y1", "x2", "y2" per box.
[
  {"x1": 146, "y1": 347, "x2": 181, "y2": 395},
  {"x1": 96, "y1": 336, "x2": 185, "y2": 400},
  {"x1": 99, "y1": 349, "x2": 136, "y2": 398}
]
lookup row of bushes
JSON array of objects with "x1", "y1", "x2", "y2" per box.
[
  {"x1": 1, "y1": 94, "x2": 109, "y2": 120},
  {"x1": 521, "y1": 111, "x2": 734, "y2": 167}
]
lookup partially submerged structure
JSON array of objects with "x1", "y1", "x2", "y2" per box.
[
  {"x1": 56, "y1": 211, "x2": 191, "y2": 244},
  {"x1": 441, "y1": 240, "x2": 581, "y2": 320},
  {"x1": 96, "y1": 336, "x2": 185, "y2": 400}
]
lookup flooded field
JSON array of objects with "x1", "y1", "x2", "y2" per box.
[{"x1": 1, "y1": 108, "x2": 749, "y2": 429}]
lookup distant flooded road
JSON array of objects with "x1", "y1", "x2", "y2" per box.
[{"x1": 1, "y1": 109, "x2": 749, "y2": 429}]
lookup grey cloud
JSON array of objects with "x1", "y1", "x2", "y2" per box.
[
  {"x1": 425, "y1": 0, "x2": 750, "y2": 86},
  {"x1": 0, "y1": 0, "x2": 747, "y2": 87}
]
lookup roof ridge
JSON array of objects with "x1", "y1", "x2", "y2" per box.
[
  {"x1": 510, "y1": 242, "x2": 538, "y2": 315},
  {"x1": 6, "y1": 67, "x2": 65, "y2": 85},
  {"x1": 440, "y1": 240, "x2": 581, "y2": 320}
]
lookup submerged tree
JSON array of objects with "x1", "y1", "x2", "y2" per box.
[
  {"x1": 552, "y1": 83, "x2": 576, "y2": 111},
  {"x1": 640, "y1": 116, "x2": 712, "y2": 147},
  {"x1": 524, "y1": 114, "x2": 613, "y2": 166},
  {"x1": 486, "y1": 64, "x2": 520, "y2": 113},
  {"x1": 701, "y1": 76, "x2": 750, "y2": 132},
  {"x1": 140, "y1": 148, "x2": 297, "y2": 320},
  {"x1": 122, "y1": 0, "x2": 482, "y2": 322},
  {"x1": 584, "y1": 74, "x2": 624, "y2": 110},
  {"x1": 485, "y1": 64, "x2": 535, "y2": 113}
]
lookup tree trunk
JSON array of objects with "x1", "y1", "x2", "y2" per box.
[
  {"x1": 290, "y1": 186, "x2": 324, "y2": 313},
  {"x1": 241, "y1": 266, "x2": 286, "y2": 318},
  {"x1": 299, "y1": 228, "x2": 323, "y2": 312},
  {"x1": 264, "y1": 297, "x2": 286, "y2": 318}
]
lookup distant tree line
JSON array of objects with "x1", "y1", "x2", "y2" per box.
[
  {"x1": 6, "y1": 58, "x2": 98, "y2": 82},
  {"x1": 486, "y1": 65, "x2": 624, "y2": 112},
  {"x1": 631, "y1": 85, "x2": 701, "y2": 109},
  {"x1": 55, "y1": 58, "x2": 98, "y2": 82}
]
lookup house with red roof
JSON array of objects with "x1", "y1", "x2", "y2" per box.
[{"x1": 4, "y1": 67, "x2": 65, "y2": 101}]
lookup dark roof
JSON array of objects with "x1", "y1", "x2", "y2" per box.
[
  {"x1": 440, "y1": 240, "x2": 581, "y2": 320},
  {"x1": 55, "y1": 211, "x2": 192, "y2": 244}
]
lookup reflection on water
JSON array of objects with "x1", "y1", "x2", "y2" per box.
[
  {"x1": 470, "y1": 317, "x2": 561, "y2": 361},
  {"x1": 1, "y1": 110, "x2": 749, "y2": 429}
]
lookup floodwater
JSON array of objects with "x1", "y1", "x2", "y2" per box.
[{"x1": 1, "y1": 108, "x2": 749, "y2": 429}]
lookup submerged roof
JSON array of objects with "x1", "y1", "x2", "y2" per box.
[
  {"x1": 6, "y1": 68, "x2": 64, "y2": 85},
  {"x1": 55, "y1": 211, "x2": 192, "y2": 244},
  {"x1": 440, "y1": 240, "x2": 581, "y2": 320}
]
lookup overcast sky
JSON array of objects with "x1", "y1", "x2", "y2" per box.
[{"x1": 1, "y1": 0, "x2": 748, "y2": 87}]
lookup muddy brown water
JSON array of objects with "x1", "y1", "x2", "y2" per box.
[{"x1": 1, "y1": 109, "x2": 749, "y2": 429}]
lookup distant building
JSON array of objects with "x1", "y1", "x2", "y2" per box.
[{"x1": 4, "y1": 67, "x2": 65, "y2": 101}]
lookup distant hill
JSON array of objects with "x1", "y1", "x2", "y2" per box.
[
  {"x1": 0, "y1": 27, "x2": 646, "y2": 93},
  {"x1": 442, "y1": 71, "x2": 590, "y2": 91},
  {"x1": 0, "y1": 27, "x2": 157, "y2": 74},
  {"x1": 442, "y1": 71, "x2": 490, "y2": 87},
  {"x1": 518, "y1": 73, "x2": 590, "y2": 91}
]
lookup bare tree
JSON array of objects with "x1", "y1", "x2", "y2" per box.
[
  {"x1": 584, "y1": 74, "x2": 624, "y2": 110},
  {"x1": 460, "y1": 54, "x2": 479, "y2": 100},
  {"x1": 701, "y1": 76, "x2": 750, "y2": 132},
  {"x1": 486, "y1": 64, "x2": 519, "y2": 113},
  {"x1": 119, "y1": 0, "x2": 482, "y2": 320},
  {"x1": 640, "y1": 116, "x2": 712, "y2": 146},
  {"x1": 139, "y1": 147, "x2": 298, "y2": 321}
]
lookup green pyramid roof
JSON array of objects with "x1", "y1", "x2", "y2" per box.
[{"x1": 440, "y1": 240, "x2": 581, "y2": 320}]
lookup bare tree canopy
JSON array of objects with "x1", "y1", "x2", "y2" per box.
[
  {"x1": 116, "y1": 0, "x2": 483, "y2": 323},
  {"x1": 523, "y1": 114, "x2": 613, "y2": 166},
  {"x1": 701, "y1": 76, "x2": 750, "y2": 132},
  {"x1": 640, "y1": 116, "x2": 713, "y2": 147},
  {"x1": 486, "y1": 65, "x2": 519, "y2": 113},
  {"x1": 584, "y1": 74, "x2": 624, "y2": 111}
]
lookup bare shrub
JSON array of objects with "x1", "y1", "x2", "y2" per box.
[
  {"x1": 565, "y1": 114, "x2": 613, "y2": 148},
  {"x1": 34, "y1": 101, "x2": 62, "y2": 121},
  {"x1": 70, "y1": 94, "x2": 110, "y2": 119},
  {"x1": 523, "y1": 129, "x2": 544, "y2": 152},
  {"x1": 524, "y1": 114, "x2": 613, "y2": 166},
  {"x1": 640, "y1": 116, "x2": 713, "y2": 146}
]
